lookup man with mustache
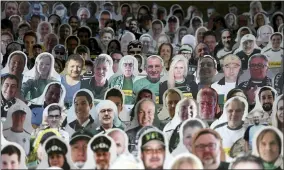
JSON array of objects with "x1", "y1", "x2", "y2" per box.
[
  {"x1": 214, "y1": 97, "x2": 247, "y2": 159},
  {"x1": 133, "y1": 55, "x2": 164, "y2": 103},
  {"x1": 238, "y1": 54, "x2": 272, "y2": 107},
  {"x1": 192, "y1": 129, "x2": 229, "y2": 170},
  {"x1": 70, "y1": 130, "x2": 92, "y2": 169},
  {"x1": 258, "y1": 86, "x2": 276, "y2": 117},
  {"x1": 91, "y1": 135, "x2": 112, "y2": 170},
  {"x1": 243, "y1": 109, "x2": 266, "y2": 152},
  {"x1": 140, "y1": 130, "x2": 166, "y2": 170},
  {"x1": 216, "y1": 30, "x2": 234, "y2": 67}
]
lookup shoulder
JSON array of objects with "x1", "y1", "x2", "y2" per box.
[
  {"x1": 29, "y1": 104, "x2": 42, "y2": 110},
  {"x1": 214, "y1": 122, "x2": 227, "y2": 130}
]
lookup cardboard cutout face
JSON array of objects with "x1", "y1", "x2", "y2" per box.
[
  {"x1": 197, "y1": 87, "x2": 218, "y2": 121},
  {"x1": 121, "y1": 32, "x2": 136, "y2": 55},
  {"x1": 257, "y1": 25, "x2": 274, "y2": 43},
  {"x1": 1, "y1": 51, "x2": 29, "y2": 76},
  {"x1": 116, "y1": 55, "x2": 139, "y2": 78},
  {"x1": 106, "y1": 128, "x2": 129, "y2": 156},
  {"x1": 3, "y1": 103, "x2": 33, "y2": 155},
  {"x1": 1, "y1": 142, "x2": 28, "y2": 169}
]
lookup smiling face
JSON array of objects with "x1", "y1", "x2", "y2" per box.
[
  {"x1": 101, "y1": 33, "x2": 113, "y2": 47},
  {"x1": 277, "y1": 99, "x2": 284, "y2": 123},
  {"x1": 94, "y1": 62, "x2": 109, "y2": 83},
  {"x1": 48, "y1": 153, "x2": 65, "y2": 168},
  {"x1": 141, "y1": 140, "x2": 165, "y2": 170},
  {"x1": 174, "y1": 61, "x2": 185, "y2": 80},
  {"x1": 258, "y1": 131, "x2": 281, "y2": 163},
  {"x1": 75, "y1": 96, "x2": 92, "y2": 120},
  {"x1": 271, "y1": 34, "x2": 282, "y2": 49},
  {"x1": 9, "y1": 54, "x2": 25, "y2": 76},
  {"x1": 260, "y1": 27, "x2": 272, "y2": 42},
  {"x1": 183, "y1": 126, "x2": 202, "y2": 152},
  {"x1": 2, "y1": 78, "x2": 17, "y2": 100},
  {"x1": 99, "y1": 107, "x2": 114, "y2": 126},
  {"x1": 249, "y1": 57, "x2": 268, "y2": 81},
  {"x1": 199, "y1": 58, "x2": 216, "y2": 82},
  {"x1": 166, "y1": 92, "x2": 181, "y2": 118},
  {"x1": 226, "y1": 99, "x2": 245, "y2": 128},
  {"x1": 37, "y1": 56, "x2": 51, "y2": 77},
  {"x1": 146, "y1": 57, "x2": 163, "y2": 81},
  {"x1": 160, "y1": 44, "x2": 171, "y2": 63},
  {"x1": 137, "y1": 100, "x2": 155, "y2": 126}
]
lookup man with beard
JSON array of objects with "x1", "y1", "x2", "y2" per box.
[
  {"x1": 238, "y1": 54, "x2": 272, "y2": 106},
  {"x1": 235, "y1": 34, "x2": 261, "y2": 70},
  {"x1": 91, "y1": 135, "x2": 112, "y2": 170},
  {"x1": 1, "y1": 74, "x2": 26, "y2": 120},
  {"x1": 198, "y1": 55, "x2": 217, "y2": 89},
  {"x1": 140, "y1": 130, "x2": 166, "y2": 170},
  {"x1": 258, "y1": 86, "x2": 276, "y2": 116},
  {"x1": 129, "y1": 19, "x2": 142, "y2": 40},
  {"x1": 133, "y1": 55, "x2": 163, "y2": 103},
  {"x1": 244, "y1": 109, "x2": 266, "y2": 152},
  {"x1": 216, "y1": 30, "x2": 234, "y2": 67},
  {"x1": 192, "y1": 129, "x2": 229, "y2": 170},
  {"x1": 70, "y1": 130, "x2": 92, "y2": 169}
]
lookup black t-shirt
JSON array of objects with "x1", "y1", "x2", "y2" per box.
[{"x1": 216, "y1": 161, "x2": 230, "y2": 170}]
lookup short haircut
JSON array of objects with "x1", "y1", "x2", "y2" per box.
[
  {"x1": 146, "y1": 55, "x2": 163, "y2": 67},
  {"x1": 48, "y1": 105, "x2": 62, "y2": 115},
  {"x1": 137, "y1": 98, "x2": 155, "y2": 111},
  {"x1": 230, "y1": 154, "x2": 264, "y2": 169},
  {"x1": 93, "y1": 55, "x2": 111, "y2": 69},
  {"x1": 67, "y1": 54, "x2": 84, "y2": 65},
  {"x1": 77, "y1": 27, "x2": 92, "y2": 37},
  {"x1": 1, "y1": 74, "x2": 19, "y2": 87},
  {"x1": 197, "y1": 87, "x2": 218, "y2": 104},
  {"x1": 23, "y1": 31, "x2": 37, "y2": 43},
  {"x1": 105, "y1": 88, "x2": 124, "y2": 103},
  {"x1": 270, "y1": 32, "x2": 283, "y2": 40},
  {"x1": 259, "y1": 87, "x2": 275, "y2": 100},
  {"x1": 183, "y1": 120, "x2": 204, "y2": 134},
  {"x1": 66, "y1": 35, "x2": 79, "y2": 43},
  {"x1": 225, "y1": 97, "x2": 246, "y2": 110},
  {"x1": 46, "y1": 83, "x2": 62, "y2": 94},
  {"x1": 193, "y1": 128, "x2": 222, "y2": 145},
  {"x1": 99, "y1": 27, "x2": 114, "y2": 38},
  {"x1": 248, "y1": 54, "x2": 268, "y2": 66},
  {"x1": 164, "y1": 89, "x2": 181, "y2": 98},
  {"x1": 75, "y1": 91, "x2": 92, "y2": 105},
  {"x1": 202, "y1": 31, "x2": 217, "y2": 41},
  {"x1": 1, "y1": 145, "x2": 21, "y2": 162},
  {"x1": 226, "y1": 88, "x2": 246, "y2": 100}
]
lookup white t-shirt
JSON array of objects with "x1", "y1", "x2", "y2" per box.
[
  {"x1": 262, "y1": 48, "x2": 283, "y2": 68},
  {"x1": 214, "y1": 124, "x2": 246, "y2": 159},
  {"x1": 211, "y1": 81, "x2": 236, "y2": 97},
  {"x1": 3, "y1": 128, "x2": 30, "y2": 155}
]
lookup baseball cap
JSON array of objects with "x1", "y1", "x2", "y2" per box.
[
  {"x1": 141, "y1": 131, "x2": 165, "y2": 148},
  {"x1": 69, "y1": 130, "x2": 93, "y2": 145},
  {"x1": 91, "y1": 136, "x2": 111, "y2": 152},
  {"x1": 45, "y1": 138, "x2": 67, "y2": 155}
]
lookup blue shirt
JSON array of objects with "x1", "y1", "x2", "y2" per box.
[
  {"x1": 31, "y1": 105, "x2": 44, "y2": 126},
  {"x1": 61, "y1": 75, "x2": 81, "y2": 108}
]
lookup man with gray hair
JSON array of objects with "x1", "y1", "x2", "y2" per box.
[
  {"x1": 238, "y1": 54, "x2": 272, "y2": 106},
  {"x1": 133, "y1": 55, "x2": 164, "y2": 103},
  {"x1": 81, "y1": 55, "x2": 113, "y2": 99}
]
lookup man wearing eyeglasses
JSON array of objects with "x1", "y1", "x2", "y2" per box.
[
  {"x1": 238, "y1": 54, "x2": 272, "y2": 106},
  {"x1": 140, "y1": 130, "x2": 166, "y2": 170},
  {"x1": 192, "y1": 129, "x2": 229, "y2": 170},
  {"x1": 44, "y1": 104, "x2": 69, "y2": 141}
]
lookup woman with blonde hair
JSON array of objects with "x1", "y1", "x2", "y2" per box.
[
  {"x1": 170, "y1": 153, "x2": 203, "y2": 169},
  {"x1": 159, "y1": 55, "x2": 198, "y2": 100},
  {"x1": 271, "y1": 95, "x2": 284, "y2": 132}
]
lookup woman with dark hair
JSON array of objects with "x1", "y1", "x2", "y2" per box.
[
  {"x1": 158, "y1": 43, "x2": 173, "y2": 71},
  {"x1": 68, "y1": 16, "x2": 80, "y2": 35},
  {"x1": 271, "y1": 12, "x2": 284, "y2": 32},
  {"x1": 107, "y1": 39, "x2": 121, "y2": 55}
]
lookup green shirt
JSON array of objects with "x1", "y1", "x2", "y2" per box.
[
  {"x1": 122, "y1": 77, "x2": 134, "y2": 104},
  {"x1": 133, "y1": 77, "x2": 160, "y2": 104}
]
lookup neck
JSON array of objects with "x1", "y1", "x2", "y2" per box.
[
  {"x1": 102, "y1": 123, "x2": 113, "y2": 130},
  {"x1": 204, "y1": 162, "x2": 220, "y2": 170},
  {"x1": 225, "y1": 77, "x2": 236, "y2": 83},
  {"x1": 95, "y1": 78, "x2": 106, "y2": 86},
  {"x1": 228, "y1": 121, "x2": 242, "y2": 129},
  {"x1": 66, "y1": 74, "x2": 80, "y2": 82},
  {"x1": 78, "y1": 117, "x2": 89, "y2": 125},
  {"x1": 11, "y1": 126, "x2": 24, "y2": 132},
  {"x1": 147, "y1": 76, "x2": 160, "y2": 83},
  {"x1": 40, "y1": 74, "x2": 48, "y2": 79},
  {"x1": 175, "y1": 77, "x2": 185, "y2": 82}
]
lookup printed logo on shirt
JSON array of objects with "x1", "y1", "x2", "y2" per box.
[
  {"x1": 269, "y1": 62, "x2": 281, "y2": 68},
  {"x1": 123, "y1": 90, "x2": 133, "y2": 96},
  {"x1": 155, "y1": 96, "x2": 159, "y2": 104},
  {"x1": 183, "y1": 93, "x2": 192, "y2": 98}
]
